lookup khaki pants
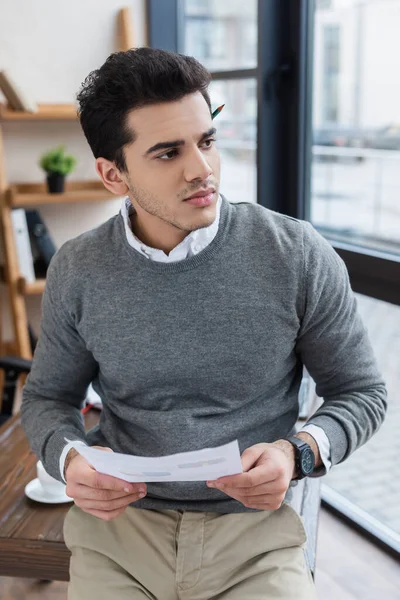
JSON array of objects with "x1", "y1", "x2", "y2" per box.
[{"x1": 64, "y1": 501, "x2": 317, "y2": 599}]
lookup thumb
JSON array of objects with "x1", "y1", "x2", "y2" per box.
[
  {"x1": 241, "y1": 444, "x2": 265, "y2": 473},
  {"x1": 92, "y1": 446, "x2": 113, "y2": 452},
  {"x1": 87, "y1": 446, "x2": 113, "y2": 470}
]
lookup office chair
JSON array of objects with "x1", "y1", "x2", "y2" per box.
[{"x1": 0, "y1": 356, "x2": 32, "y2": 426}]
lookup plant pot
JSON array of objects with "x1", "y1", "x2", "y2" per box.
[{"x1": 46, "y1": 173, "x2": 65, "y2": 194}]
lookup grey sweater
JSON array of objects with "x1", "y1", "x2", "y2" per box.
[{"x1": 21, "y1": 196, "x2": 387, "y2": 512}]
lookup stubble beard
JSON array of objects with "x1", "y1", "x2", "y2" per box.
[{"x1": 126, "y1": 178, "x2": 218, "y2": 234}]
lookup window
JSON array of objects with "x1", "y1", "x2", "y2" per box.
[
  {"x1": 322, "y1": 25, "x2": 340, "y2": 123},
  {"x1": 181, "y1": 0, "x2": 258, "y2": 204},
  {"x1": 312, "y1": 0, "x2": 400, "y2": 255},
  {"x1": 323, "y1": 293, "x2": 400, "y2": 552},
  {"x1": 208, "y1": 79, "x2": 256, "y2": 203},
  {"x1": 311, "y1": 0, "x2": 400, "y2": 553},
  {"x1": 183, "y1": 0, "x2": 257, "y2": 71}
]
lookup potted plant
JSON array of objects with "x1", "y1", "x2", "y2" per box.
[{"x1": 39, "y1": 145, "x2": 77, "y2": 193}]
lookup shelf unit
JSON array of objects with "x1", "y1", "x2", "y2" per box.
[
  {"x1": 0, "y1": 103, "x2": 77, "y2": 121},
  {"x1": 0, "y1": 8, "x2": 135, "y2": 416},
  {"x1": 0, "y1": 105, "x2": 115, "y2": 360},
  {"x1": 17, "y1": 277, "x2": 46, "y2": 295},
  {"x1": 8, "y1": 180, "x2": 114, "y2": 207}
]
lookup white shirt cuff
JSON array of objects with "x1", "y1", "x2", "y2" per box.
[
  {"x1": 59, "y1": 440, "x2": 87, "y2": 483},
  {"x1": 300, "y1": 423, "x2": 332, "y2": 474}
]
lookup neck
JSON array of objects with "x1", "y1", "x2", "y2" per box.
[{"x1": 130, "y1": 212, "x2": 188, "y2": 255}]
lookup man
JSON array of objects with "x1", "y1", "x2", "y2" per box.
[{"x1": 21, "y1": 47, "x2": 387, "y2": 599}]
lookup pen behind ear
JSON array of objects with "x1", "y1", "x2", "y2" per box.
[{"x1": 212, "y1": 104, "x2": 225, "y2": 120}]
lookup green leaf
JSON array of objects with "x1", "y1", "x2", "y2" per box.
[{"x1": 39, "y1": 145, "x2": 77, "y2": 175}]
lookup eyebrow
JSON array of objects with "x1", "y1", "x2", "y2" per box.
[{"x1": 144, "y1": 127, "x2": 217, "y2": 156}]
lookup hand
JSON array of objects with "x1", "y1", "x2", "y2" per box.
[
  {"x1": 206, "y1": 442, "x2": 295, "y2": 511},
  {"x1": 65, "y1": 446, "x2": 147, "y2": 521}
]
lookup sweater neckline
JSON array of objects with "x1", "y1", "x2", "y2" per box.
[{"x1": 118, "y1": 194, "x2": 232, "y2": 273}]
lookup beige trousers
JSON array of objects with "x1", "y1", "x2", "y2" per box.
[{"x1": 64, "y1": 501, "x2": 317, "y2": 599}]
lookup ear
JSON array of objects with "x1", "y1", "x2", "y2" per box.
[{"x1": 95, "y1": 158, "x2": 129, "y2": 196}]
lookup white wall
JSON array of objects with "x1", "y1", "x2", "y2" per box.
[{"x1": 0, "y1": 0, "x2": 147, "y2": 341}]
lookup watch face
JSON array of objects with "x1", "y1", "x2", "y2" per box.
[{"x1": 301, "y1": 448, "x2": 315, "y2": 475}]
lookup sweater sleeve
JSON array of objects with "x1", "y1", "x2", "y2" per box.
[
  {"x1": 295, "y1": 221, "x2": 387, "y2": 468},
  {"x1": 20, "y1": 249, "x2": 98, "y2": 482}
]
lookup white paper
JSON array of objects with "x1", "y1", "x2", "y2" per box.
[
  {"x1": 85, "y1": 383, "x2": 103, "y2": 408},
  {"x1": 65, "y1": 439, "x2": 243, "y2": 482}
]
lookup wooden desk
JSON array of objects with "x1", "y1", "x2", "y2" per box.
[
  {"x1": 0, "y1": 412, "x2": 320, "y2": 581},
  {"x1": 0, "y1": 411, "x2": 98, "y2": 581}
]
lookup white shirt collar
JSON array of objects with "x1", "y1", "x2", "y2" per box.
[{"x1": 120, "y1": 195, "x2": 221, "y2": 262}]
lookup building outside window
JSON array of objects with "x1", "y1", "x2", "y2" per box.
[{"x1": 322, "y1": 24, "x2": 340, "y2": 123}]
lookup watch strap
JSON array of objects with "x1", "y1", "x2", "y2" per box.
[{"x1": 285, "y1": 436, "x2": 315, "y2": 480}]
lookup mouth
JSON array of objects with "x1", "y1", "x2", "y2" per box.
[{"x1": 184, "y1": 189, "x2": 216, "y2": 207}]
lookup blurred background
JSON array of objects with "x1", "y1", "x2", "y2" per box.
[{"x1": 0, "y1": 1, "x2": 399, "y2": 598}]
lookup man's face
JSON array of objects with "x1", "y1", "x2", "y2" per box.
[{"x1": 122, "y1": 92, "x2": 221, "y2": 235}]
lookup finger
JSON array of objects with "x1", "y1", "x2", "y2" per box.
[
  {"x1": 240, "y1": 498, "x2": 284, "y2": 511},
  {"x1": 75, "y1": 491, "x2": 146, "y2": 511},
  {"x1": 210, "y1": 484, "x2": 286, "y2": 510},
  {"x1": 241, "y1": 445, "x2": 264, "y2": 472},
  {"x1": 83, "y1": 507, "x2": 127, "y2": 522},
  {"x1": 208, "y1": 465, "x2": 275, "y2": 490},
  {"x1": 82, "y1": 470, "x2": 141, "y2": 493},
  {"x1": 222, "y1": 480, "x2": 287, "y2": 498},
  {"x1": 206, "y1": 446, "x2": 263, "y2": 490},
  {"x1": 227, "y1": 489, "x2": 285, "y2": 511},
  {"x1": 71, "y1": 482, "x2": 147, "y2": 501}
]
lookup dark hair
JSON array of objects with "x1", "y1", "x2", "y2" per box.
[{"x1": 76, "y1": 47, "x2": 212, "y2": 172}]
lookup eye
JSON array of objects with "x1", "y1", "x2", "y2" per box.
[
  {"x1": 156, "y1": 138, "x2": 217, "y2": 161},
  {"x1": 201, "y1": 138, "x2": 216, "y2": 148},
  {"x1": 157, "y1": 149, "x2": 179, "y2": 161}
]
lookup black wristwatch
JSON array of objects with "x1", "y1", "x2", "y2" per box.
[{"x1": 285, "y1": 436, "x2": 315, "y2": 480}]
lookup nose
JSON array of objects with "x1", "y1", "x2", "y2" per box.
[{"x1": 184, "y1": 147, "x2": 213, "y2": 183}]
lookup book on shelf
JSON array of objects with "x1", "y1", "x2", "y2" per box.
[
  {"x1": 11, "y1": 208, "x2": 57, "y2": 282},
  {"x1": 0, "y1": 69, "x2": 38, "y2": 113},
  {"x1": 25, "y1": 209, "x2": 56, "y2": 269},
  {"x1": 10, "y1": 209, "x2": 36, "y2": 283}
]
